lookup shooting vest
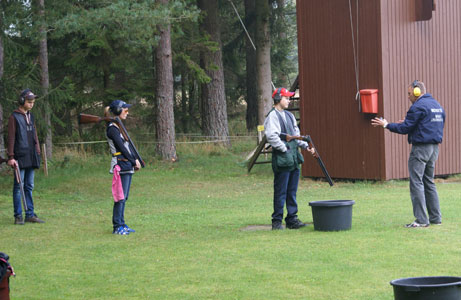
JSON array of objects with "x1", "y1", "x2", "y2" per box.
[
  {"x1": 270, "y1": 109, "x2": 304, "y2": 173},
  {"x1": 106, "y1": 122, "x2": 134, "y2": 174},
  {"x1": 12, "y1": 111, "x2": 40, "y2": 169}
]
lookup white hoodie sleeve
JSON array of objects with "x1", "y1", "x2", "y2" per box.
[{"x1": 264, "y1": 110, "x2": 287, "y2": 152}]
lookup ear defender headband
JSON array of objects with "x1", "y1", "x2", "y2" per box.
[
  {"x1": 412, "y1": 80, "x2": 422, "y2": 97},
  {"x1": 110, "y1": 101, "x2": 124, "y2": 116},
  {"x1": 273, "y1": 88, "x2": 282, "y2": 103}
]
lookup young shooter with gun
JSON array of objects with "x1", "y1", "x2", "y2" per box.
[
  {"x1": 79, "y1": 100, "x2": 143, "y2": 235},
  {"x1": 7, "y1": 89, "x2": 45, "y2": 225},
  {"x1": 264, "y1": 88, "x2": 316, "y2": 230}
]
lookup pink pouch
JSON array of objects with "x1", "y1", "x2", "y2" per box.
[{"x1": 112, "y1": 165, "x2": 125, "y2": 202}]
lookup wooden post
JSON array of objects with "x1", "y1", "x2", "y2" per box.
[
  {"x1": 41, "y1": 143, "x2": 48, "y2": 176},
  {"x1": 257, "y1": 125, "x2": 266, "y2": 159}
]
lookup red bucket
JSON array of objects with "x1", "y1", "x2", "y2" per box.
[{"x1": 360, "y1": 89, "x2": 378, "y2": 114}]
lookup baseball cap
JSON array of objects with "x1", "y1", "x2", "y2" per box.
[
  {"x1": 109, "y1": 99, "x2": 132, "y2": 110},
  {"x1": 272, "y1": 88, "x2": 295, "y2": 99},
  {"x1": 20, "y1": 89, "x2": 37, "y2": 100}
]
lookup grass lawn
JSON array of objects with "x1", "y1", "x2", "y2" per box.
[{"x1": 1, "y1": 142, "x2": 461, "y2": 299}]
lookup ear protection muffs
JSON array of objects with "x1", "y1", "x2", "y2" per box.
[
  {"x1": 412, "y1": 80, "x2": 422, "y2": 97},
  {"x1": 273, "y1": 88, "x2": 282, "y2": 103},
  {"x1": 110, "y1": 100, "x2": 124, "y2": 115},
  {"x1": 19, "y1": 89, "x2": 31, "y2": 106}
]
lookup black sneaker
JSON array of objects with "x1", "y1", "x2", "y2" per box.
[
  {"x1": 14, "y1": 216, "x2": 25, "y2": 225},
  {"x1": 272, "y1": 221, "x2": 283, "y2": 230},
  {"x1": 286, "y1": 218, "x2": 307, "y2": 229},
  {"x1": 25, "y1": 215, "x2": 45, "y2": 223}
]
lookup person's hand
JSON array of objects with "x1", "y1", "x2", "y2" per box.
[
  {"x1": 7, "y1": 159, "x2": 17, "y2": 169},
  {"x1": 134, "y1": 159, "x2": 141, "y2": 171},
  {"x1": 307, "y1": 147, "x2": 316, "y2": 157},
  {"x1": 371, "y1": 117, "x2": 388, "y2": 128}
]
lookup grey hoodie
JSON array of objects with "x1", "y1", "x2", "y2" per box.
[{"x1": 264, "y1": 108, "x2": 308, "y2": 152}]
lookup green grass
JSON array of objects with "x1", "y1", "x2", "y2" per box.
[{"x1": 1, "y1": 142, "x2": 461, "y2": 299}]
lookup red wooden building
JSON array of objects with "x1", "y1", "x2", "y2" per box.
[{"x1": 296, "y1": 0, "x2": 461, "y2": 180}]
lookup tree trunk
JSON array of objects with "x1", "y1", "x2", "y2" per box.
[
  {"x1": 37, "y1": 0, "x2": 52, "y2": 159},
  {"x1": 155, "y1": 0, "x2": 177, "y2": 161},
  {"x1": 255, "y1": 0, "x2": 273, "y2": 125},
  {"x1": 0, "y1": 10, "x2": 4, "y2": 154},
  {"x1": 244, "y1": 0, "x2": 258, "y2": 131},
  {"x1": 181, "y1": 68, "x2": 188, "y2": 133},
  {"x1": 197, "y1": 0, "x2": 230, "y2": 146}
]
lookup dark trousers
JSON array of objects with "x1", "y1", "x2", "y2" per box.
[
  {"x1": 408, "y1": 144, "x2": 441, "y2": 224},
  {"x1": 113, "y1": 173, "x2": 132, "y2": 229},
  {"x1": 272, "y1": 168, "x2": 300, "y2": 223}
]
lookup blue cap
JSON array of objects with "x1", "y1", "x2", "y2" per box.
[{"x1": 110, "y1": 99, "x2": 132, "y2": 110}]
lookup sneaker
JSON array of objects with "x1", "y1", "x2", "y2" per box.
[
  {"x1": 14, "y1": 216, "x2": 25, "y2": 225},
  {"x1": 286, "y1": 218, "x2": 307, "y2": 229},
  {"x1": 113, "y1": 226, "x2": 130, "y2": 235},
  {"x1": 124, "y1": 225, "x2": 135, "y2": 233},
  {"x1": 272, "y1": 221, "x2": 283, "y2": 230},
  {"x1": 430, "y1": 221, "x2": 442, "y2": 226},
  {"x1": 405, "y1": 221, "x2": 429, "y2": 228},
  {"x1": 25, "y1": 215, "x2": 45, "y2": 223}
]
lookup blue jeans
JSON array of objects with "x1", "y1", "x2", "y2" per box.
[
  {"x1": 272, "y1": 168, "x2": 300, "y2": 223},
  {"x1": 113, "y1": 173, "x2": 132, "y2": 229},
  {"x1": 13, "y1": 167, "x2": 35, "y2": 218}
]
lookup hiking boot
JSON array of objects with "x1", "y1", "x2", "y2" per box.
[
  {"x1": 14, "y1": 216, "x2": 25, "y2": 225},
  {"x1": 25, "y1": 215, "x2": 45, "y2": 223},
  {"x1": 405, "y1": 221, "x2": 429, "y2": 228},
  {"x1": 272, "y1": 221, "x2": 283, "y2": 230},
  {"x1": 124, "y1": 225, "x2": 135, "y2": 233},
  {"x1": 113, "y1": 226, "x2": 130, "y2": 235},
  {"x1": 286, "y1": 218, "x2": 307, "y2": 229}
]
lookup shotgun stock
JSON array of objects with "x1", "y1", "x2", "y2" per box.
[
  {"x1": 78, "y1": 113, "x2": 145, "y2": 168},
  {"x1": 78, "y1": 113, "x2": 112, "y2": 124},
  {"x1": 0, "y1": 156, "x2": 7, "y2": 164},
  {"x1": 280, "y1": 133, "x2": 334, "y2": 186}
]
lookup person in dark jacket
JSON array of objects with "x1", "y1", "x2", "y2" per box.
[
  {"x1": 372, "y1": 80, "x2": 445, "y2": 228},
  {"x1": 7, "y1": 89, "x2": 45, "y2": 225},
  {"x1": 105, "y1": 100, "x2": 141, "y2": 235}
]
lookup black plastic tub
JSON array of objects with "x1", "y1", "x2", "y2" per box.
[
  {"x1": 308, "y1": 200, "x2": 355, "y2": 231},
  {"x1": 390, "y1": 276, "x2": 461, "y2": 300}
]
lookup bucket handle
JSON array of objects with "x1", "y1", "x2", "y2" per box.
[{"x1": 404, "y1": 286, "x2": 421, "y2": 292}]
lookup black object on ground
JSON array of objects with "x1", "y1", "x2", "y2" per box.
[
  {"x1": 390, "y1": 276, "x2": 461, "y2": 300},
  {"x1": 309, "y1": 200, "x2": 355, "y2": 231}
]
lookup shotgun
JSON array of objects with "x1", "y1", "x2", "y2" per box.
[
  {"x1": 280, "y1": 133, "x2": 334, "y2": 186},
  {"x1": 1, "y1": 156, "x2": 29, "y2": 209},
  {"x1": 78, "y1": 113, "x2": 145, "y2": 168},
  {"x1": 14, "y1": 164, "x2": 28, "y2": 211}
]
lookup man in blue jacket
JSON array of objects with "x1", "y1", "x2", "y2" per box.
[{"x1": 372, "y1": 80, "x2": 445, "y2": 228}]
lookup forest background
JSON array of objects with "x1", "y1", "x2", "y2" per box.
[{"x1": 0, "y1": 0, "x2": 298, "y2": 160}]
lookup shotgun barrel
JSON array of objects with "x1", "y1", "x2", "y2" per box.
[
  {"x1": 114, "y1": 116, "x2": 145, "y2": 168},
  {"x1": 14, "y1": 164, "x2": 28, "y2": 211},
  {"x1": 280, "y1": 133, "x2": 334, "y2": 186}
]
